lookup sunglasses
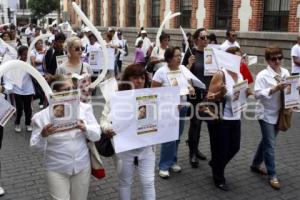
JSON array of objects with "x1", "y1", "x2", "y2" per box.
[
  {"x1": 270, "y1": 56, "x2": 283, "y2": 62},
  {"x1": 199, "y1": 35, "x2": 208, "y2": 40},
  {"x1": 74, "y1": 46, "x2": 85, "y2": 52}
]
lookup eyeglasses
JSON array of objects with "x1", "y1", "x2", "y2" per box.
[
  {"x1": 174, "y1": 54, "x2": 182, "y2": 58},
  {"x1": 199, "y1": 35, "x2": 208, "y2": 40},
  {"x1": 270, "y1": 56, "x2": 283, "y2": 62},
  {"x1": 74, "y1": 46, "x2": 85, "y2": 52}
]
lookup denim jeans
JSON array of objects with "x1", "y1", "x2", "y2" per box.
[
  {"x1": 159, "y1": 106, "x2": 188, "y2": 171},
  {"x1": 252, "y1": 120, "x2": 279, "y2": 179}
]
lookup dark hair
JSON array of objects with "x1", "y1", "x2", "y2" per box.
[
  {"x1": 88, "y1": 33, "x2": 97, "y2": 40},
  {"x1": 55, "y1": 32, "x2": 66, "y2": 41},
  {"x1": 265, "y1": 46, "x2": 283, "y2": 60},
  {"x1": 118, "y1": 64, "x2": 150, "y2": 91},
  {"x1": 0, "y1": 31, "x2": 10, "y2": 39},
  {"x1": 17, "y1": 45, "x2": 28, "y2": 56},
  {"x1": 193, "y1": 28, "x2": 206, "y2": 40},
  {"x1": 49, "y1": 74, "x2": 71, "y2": 91},
  {"x1": 226, "y1": 47, "x2": 241, "y2": 55},
  {"x1": 226, "y1": 29, "x2": 235, "y2": 37},
  {"x1": 9, "y1": 24, "x2": 16, "y2": 30},
  {"x1": 159, "y1": 32, "x2": 170, "y2": 43},
  {"x1": 208, "y1": 33, "x2": 218, "y2": 44},
  {"x1": 164, "y1": 46, "x2": 181, "y2": 63},
  {"x1": 137, "y1": 40, "x2": 143, "y2": 48}
]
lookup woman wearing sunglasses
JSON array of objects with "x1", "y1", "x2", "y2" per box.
[
  {"x1": 30, "y1": 75, "x2": 100, "y2": 200},
  {"x1": 56, "y1": 37, "x2": 93, "y2": 103},
  {"x1": 250, "y1": 46, "x2": 290, "y2": 190}
]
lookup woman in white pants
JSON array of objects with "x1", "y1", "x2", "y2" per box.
[
  {"x1": 100, "y1": 64, "x2": 155, "y2": 200},
  {"x1": 30, "y1": 75, "x2": 100, "y2": 200}
]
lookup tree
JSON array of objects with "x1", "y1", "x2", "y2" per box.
[{"x1": 28, "y1": 0, "x2": 60, "y2": 19}]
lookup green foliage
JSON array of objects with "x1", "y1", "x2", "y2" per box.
[{"x1": 28, "y1": 0, "x2": 60, "y2": 19}]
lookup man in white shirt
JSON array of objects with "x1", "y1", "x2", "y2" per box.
[
  {"x1": 25, "y1": 23, "x2": 35, "y2": 46},
  {"x1": 135, "y1": 30, "x2": 152, "y2": 57},
  {"x1": 220, "y1": 29, "x2": 240, "y2": 51},
  {"x1": 291, "y1": 35, "x2": 300, "y2": 75}
]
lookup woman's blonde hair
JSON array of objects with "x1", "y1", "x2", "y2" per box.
[{"x1": 66, "y1": 36, "x2": 81, "y2": 53}]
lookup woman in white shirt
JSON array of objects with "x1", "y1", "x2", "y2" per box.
[
  {"x1": 206, "y1": 57, "x2": 251, "y2": 191},
  {"x1": 150, "y1": 33, "x2": 170, "y2": 74},
  {"x1": 151, "y1": 46, "x2": 196, "y2": 179},
  {"x1": 30, "y1": 75, "x2": 100, "y2": 200},
  {"x1": 56, "y1": 37, "x2": 93, "y2": 103},
  {"x1": 251, "y1": 46, "x2": 291, "y2": 190},
  {"x1": 100, "y1": 64, "x2": 155, "y2": 200}
]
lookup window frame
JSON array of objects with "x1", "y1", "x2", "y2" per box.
[{"x1": 214, "y1": 0, "x2": 233, "y2": 29}]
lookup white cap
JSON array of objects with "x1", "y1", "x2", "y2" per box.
[{"x1": 141, "y1": 30, "x2": 147, "y2": 34}]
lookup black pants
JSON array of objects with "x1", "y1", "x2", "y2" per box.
[
  {"x1": 14, "y1": 94, "x2": 33, "y2": 126},
  {"x1": 208, "y1": 120, "x2": 241, "y2": 184},
  {"x1": 0, "y1": 126, "x2": 3, "y2": 149}
]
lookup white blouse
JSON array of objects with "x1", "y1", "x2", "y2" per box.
[
  {"x1": 255, "y1": 66, "x2": 290, "y2": 124},
  {"x1": 30, "y1": 103, "x2": 101, "y2": 175}
]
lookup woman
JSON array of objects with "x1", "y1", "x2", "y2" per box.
[
  {"x1": 151, "y1": 46, "x2": 195, "y2": 178},
  {"x1": 30, "y1": 39, "x2": 46, "y2": 108},
  {"x1": 251, "y1": 46, "x2": 291, "y2": 190},
  {"x1": 206, "y1": 54, "x2": 251, "y2": 191},
  {"x1": 30, "y1": 75, "x2": 100, "y2": 200},
  {"x1": 13, "y1": 46, "x2": 35, "y2": 132},
  {"x1": 0, "y1": 32, "x2": 11, "y2": 59},
  {"x1": 134, "y1": 40, "x2": 146, "y2": 65},
  {"x1": 56, "y1": 36, "x2": 93, "y2": 103},
  {"x1": 150, "y1": 33, "x2": 170, "y2": 73},
  {"x1": 100, "y1": 64, "x2": 155, "y2": 200}
]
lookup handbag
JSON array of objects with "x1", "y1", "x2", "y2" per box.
[
  {"x1": 87, "y1": 141, "x2": 106, "y2": 179},
  {"x1": 95, "y1": 133, "x2": 115, "y2": 157},
  {"x1": 276, "y1": 91, "x2": 293, "y2": 132}
]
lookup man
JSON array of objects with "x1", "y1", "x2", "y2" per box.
[
  {"x1": 291, "y1": 35, "x2": 300, "y2": 75},
  {"x1": 25, "y1": 23, "x2": 34, "y2": 46},
  {"x1": 44, "y1": 33, "x2": 66, "y2": 76},
  {"x1": 135, "y1": 30, "x2": 152, "y2": 60},
  {"x1": 115, "y1": 30, "x2": 128, "y2": 73},
  {"x1": 220, "y1": 29, "x2": 240, "y2": 51},
  {"x1": 182, "y1": 28, "x2": 210, "y2": 168}
]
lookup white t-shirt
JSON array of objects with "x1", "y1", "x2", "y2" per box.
[
  {"x1": 31, "y1": 49, "x2": 45, "y2": 75},
  {"x1": 86, "y1": 42, "x2": 101, "y2": 54},
  {"x1": 291, "y1": 44, "x2": 300, "y2": 73},
  {"x1": 220, "y1": 40, "x2": 240, "y2": 51},
  {"x1": 151, "y1": 46, "x2": 167, "y2": 71}
]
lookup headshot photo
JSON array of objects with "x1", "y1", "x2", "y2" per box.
[
  {"x1": 205, "y1": 54, "x2": 213, "y2": 64},
  {"x1": 138, "y1": 105, "x2": 147, "y2": 120},
  {"x1": 53, "y1": 104, "x2": 65, "y2": 118}
]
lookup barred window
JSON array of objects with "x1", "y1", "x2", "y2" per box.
[
  {"x1": 81, "y1": 0, "x2": 88, "y2": 16},
  {"x1": 151, "y1": 0, "x2": 160, "y2": 27},
  {"x1": 179, "y1": 0, "x2": 192, "y2": 28},
  {"x1": 19, "y1": 0, "x2": 27, "y2": 9},
  {"x1": 95, "y1": 0, "x2": 101, "y2": 26},
  {"x1": 111, "y1": 0, "x2": 117, "y2": 26},
  {"x1": 263, "y1": 0, "x2": 290, "y2": 31},
  {"x1": 128, "y1": 0, "x2": 136, "y2": 27},
  {"x1": 214, "y1": 0, "x2": 233, "y2": 29}
]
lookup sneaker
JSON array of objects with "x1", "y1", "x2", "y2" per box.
[
  {"x1": 269, "y1": 178, "x2": 281, "y2": 190},
  {"x1": 26, "y1": 125, "x2": 33, "y2": 132},
  {"x1": 0, "y1": 186, "x2": 5, "y2": 196},
  {"x1": 15, "y1": 125, "x2": 21, "y2": 132},
  {"x1": 158, "y1": 170, "x2": 170, "y2": 179},
  {"x1": 170, "y1": 164, "x2": 182, "y2": 173}
]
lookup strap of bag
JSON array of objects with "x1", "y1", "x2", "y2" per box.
[{"x1": 80, "y1": 62, "x2": 84, "y2": 75}]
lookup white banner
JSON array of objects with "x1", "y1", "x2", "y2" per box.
[
  {"x1": 0, "y1": 94, "x2": 16, "y2": 126},
  {"x1": 213, "y1": 48, "x2": 241, "y2": 74},
  {"x1": 204, "y1": 47, "x2": 219, "y2": 76},
  {"x1": 110, "y1": 87, "x2": 180, "y2": 153}
]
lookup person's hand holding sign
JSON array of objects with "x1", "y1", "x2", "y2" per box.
[
  {"x1": 41, "y1": 124, "x2": 57, "y2": 137},
  {"x1": 187, "y1": 55, "x2": 195, "y2": 70}
]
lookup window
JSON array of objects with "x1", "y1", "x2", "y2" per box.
[
  {"x1": 111, "y1": 0, "x2": 117, "y2": 26},
  {"x1": 263, "y1": 0, "x2": 290, "y2": 31},
  {"x1": 179, "y1": 0, "x2": 192, "y2": 28},
  {"x1": 95, "y1": 0, "x2": 101, "y2": 26},
  {"x1": 151, "y1": 0, "x2": 160, "y2": 27},
  {"x1": 19, "y1": 0, "x2": 27, "y2": 9},
  {"x1": 214, "y1": 0, "x2": 233, "y2": 29},
  {"x1": 128, "y1": 0, "x2": 136, "y2": 27}
]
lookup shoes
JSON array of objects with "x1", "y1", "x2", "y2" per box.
[
  {"x1": 250, "y1": 165, "x2": 268, "y2": 176},
  {"x1": 26, "y1": 125, "x2": 33, "y2": 132},
  {"x1": 0, "y1": 186, "x2": 5, "y2": 196},
  {"x1": 158, "y1": 170, "x2": 170, "y2": 179},
  {"x1": 269, "y1": 178, "x2": 281, "y2": 190},
  {"x1": 215, "y1": 183, "x2": 229, "y2": 191},
  {"x1": 189, "y1": 155, "x2": 199, "y2": 168},
  {"x1": 15, "y1": 125, "x2": 21, "y2": 133},
  {"x1": 170, "y1": 164, "x2": 182, "y2": 173},
  {"x1": 196, "y1": 151, "x2": 207, "y2": 160}
]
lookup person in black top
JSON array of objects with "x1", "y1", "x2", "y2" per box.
[
  {"x1": 44, "y1": 33, "x2": 66, "y2": 76},
  {"x1": 182, "y1": 28, "x2": 212, "y2": 168}
]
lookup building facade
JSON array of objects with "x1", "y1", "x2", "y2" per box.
[{"x1": 65, "y1": 0, "x2": 300, "y2": 33}]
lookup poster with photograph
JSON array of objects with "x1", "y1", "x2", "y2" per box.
[
  {"x1": 231, "y1": 81, "x2": 248, "y2": 114},
  {"x1": 166, "y1": 70, "x2": 189, "y2": 95},
  {"x1": 49, "y1": 90, "x2": 80, "y2": 132},
  {"x1": 0, "y1": 94, "x2": 16, "y2": 126},
  {"x1": 204, "y1": 47, "x2": 219, "y2": 76},
  {"x1": 284, "y1": 75, "x2": 300, "y2": 109},
  {"x1": 110, "y1": 86, "x2": 180, "y2": 153},
  {"x1": 89, "y1": 50, "x2": 101, "y2": 71},
  {"x1": 97, "y1": 48, "x2": 115, "y2": 70},
  {"x1": 56, "y1": 55, "x2": 68, "y2": 67},
  {"x1": 136, "y1": 95, "x2": 158, "y2": 135}
]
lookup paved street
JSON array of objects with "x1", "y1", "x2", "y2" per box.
[{"x1": 1, "y1": 56, "x2": 300, "y2": 200}]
